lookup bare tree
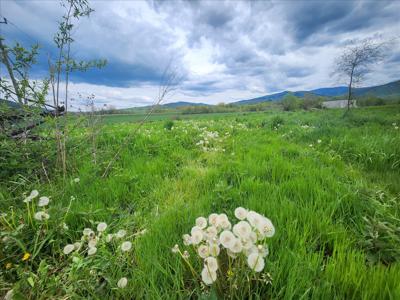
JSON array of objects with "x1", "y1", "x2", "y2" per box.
[{"x1": 334, "y1": 37, "x2": 386, "y2": 110}]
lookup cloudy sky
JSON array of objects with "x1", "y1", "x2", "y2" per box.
[{"x1": 1, "y1": 0, "x2": 399, "y2": 109}]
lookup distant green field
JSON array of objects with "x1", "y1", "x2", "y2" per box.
[
  {"x1": 100, "y1": 111, "x2": 265, "y2": 124},
  {"x1": 1, "y1": 105, "x2": 400, "y2": 299}
]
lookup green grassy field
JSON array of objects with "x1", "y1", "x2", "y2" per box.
[{"x1": 1, "y1": 106, "x2": 400, "y2": 299}]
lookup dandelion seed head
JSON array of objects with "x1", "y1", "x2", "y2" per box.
[
  {"x1": 229, "y1": 239, "x2": 243, "y2": 253},
  {"x1": 201, "y1": 267, "x2": 217, "y2": 285},
  {"x1": 63, "y1": 244, "x2": 75, "y2": 255},
  {"x1": 88, "y1": 247, "x2": 97, "y2": 255},
  {"x1": 197, "y1": 245, "x2": 209, "y2": 258},
  {"x1": 234, "y1": 207, "x2": 248, "y2": 220},
  {"x1": 208, "y1": 213, "x2": 219, "y2": 226},
  {"x1": 183, "y1": 250, "x2": 190, "y2": 259},
  {"x1": 88, "y1": 239, "x2": 98, "y2": 248},
  {"x1": 190, "y1": 227, "x2": 203, "y2": 245},
  {"x1": 182, "y1": 234, "x2": 192, "y2": 246},
  {"x1": 83, "y1": 228, "x2": 93, "y2": 236},
  {"x1": 172, "y1": 244, "x2": 180, "y2": 253},
  {"x1": 204, "y1": 256, "x2": 218, "y2": 272},
  {"x1": 97, "y1": 222, "x2": 107, "y2": 232},
  {"x1": 116, "y1": 229, "x2": 126, "y2": 238},
  {"x1": 38, "y1": 196, "x2": 49, "y2": 207},
  {"x1": 195, "y1": 217, "x2": 207, "y2": 229},
  {"x1": 117, "y1": 277, "x2": 128, "y2": 288},
  {"x1": 34, "y1": 211, "x2": 49, "y2": 221},
  {"x1": 247, "y1": 253, "x2": 265, "y2": 272},
  {"x1": 232, "y1": 221, "x2": 251, "y2": 239},
  {"x1": 106, "y1": 234, "x2": 114, "y2": 242},
  {"x1": 121, "y1": 241, "x2": 132, "y2": 252},
  {"x1": 219, "y1": 230, "x2": 235, "y2": 249}
]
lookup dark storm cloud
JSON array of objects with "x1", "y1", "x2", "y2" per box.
[{"x1": 1, "y1": 0, "x2": 399, "y2": 108}]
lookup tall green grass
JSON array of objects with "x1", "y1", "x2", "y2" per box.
[{"x1": 1, "y1": 106, "x2": 399, "y2": 299}]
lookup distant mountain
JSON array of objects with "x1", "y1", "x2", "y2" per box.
[
  {"x1": 160, "y1": 101, "x2": 210, "y2": 108},
  {"x1": 234, "y1": 80, "x2": 400, "y2": 105}
]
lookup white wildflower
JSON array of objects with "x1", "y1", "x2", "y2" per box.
[
  {"x1": 116, "y1": 229, "x2": 126, "y2": 238},
  {"x1": 201, "y1": 267, "x2": 217, "y2": 285},
  {"x1": 121, "y1": 241, "x2": 132, "y2": 252},
  {"x1": 97, "y1": 222, "x2": 107, "y2": 232},
  {"x1": 63, "y1": 244, "x2": 75, "y2": 255},
  {"x1": 229, "y1": 239, "x2": 243, "y2": 253},
  {"x1": 172, "y1": 244, "x2": 180, "y2": 253},
  {"x1": 234, "y1": 207, "x2": 248, "y2": 220},
  {"x1": 317, "y1": 139, "x2": 322, "y2": 144},
  {"x1": 88, "y1": 247, "x2": 97, "y2": 255},
  {"x1": 232, "y1": 221, "x2": 252, "y2": 239},
  {"x1": 204, "y1": 256, "x2": 218, "y2": 272},
  {"x1": 182, "y1": 234, "x2": 192, "y2": 246},
  {"x1": 205, "y1": 226, "x2": 218, "y2": 240},
  {"x1": 247, "y1": 253, "x2": 265, "y2": 272},
  {"x1": 106, "y1": 234, "x2": 114, "y2": 242},
  {"x1": 182, "y1": 250, "x2": 190, "y2": 259},
  {"x1": 38, "y1": 196, "x2": 50, "y2": 207},
  {"x1": 73, "y1": 242, "x2": 82, "y2": 250},
  {"x1": 73, "y1": 178, "x2": 80, "y2": 183},
  {"x1": 219, "y1": 230, "x2": 235, "y2": 249},
  {"x1": 195, "y1": 217, "x2": 207, "y2": 229},
  {"x1": 83, "y1": 228, "x2": 93, "y2": 236},
  {"x1": 34, "y1": 211, "x2": 49, "y2": 221},
  {"x1": 208, "y1": 242, "x2": 220, "y2": 257},
  {"x1": 197, "y1": 245, "x2": 209, "y2": 258},
  {"x1": 117, "y1": 277, "x2": 128, "y2": 288},
  {"x1": 190, "y1": 226, "x2": 203, "y2": 245},
  {"x1": 88, "y1": 239, "x2": 98, "y2": 248},
  {"x1": 208, "y1": 213, "x2": 219, "y2": 226}
]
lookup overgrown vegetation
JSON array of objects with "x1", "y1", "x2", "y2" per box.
[{"x1": 1, "y1": 106, "x2": 399, "y2": 299}]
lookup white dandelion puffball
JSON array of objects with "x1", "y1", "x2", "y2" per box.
[
  {"x1": 206, "y1": 226, "x2": 218, "y2": 240},
  {"x1": 208, "y1": 243, "x2": 220, "y2": 257},
  {"x1": 38, "y1": 196, "x2": 50, "y2": 207},
  {"x1": 73, "y1": 178, "x2": 80, "y2": 183},
  {"x1": 97, "y1": 222, "x2": 107, "y2": 232},
  {"x1": 190, "y1": 227, "x2": 203, "y2": 245},
  {"x1": 116, "y1": 229, "x2": 126, "y2": 238},
  {"x1": 63, "y1": 244, "x2": 75, "y2": 255},
  {"x1": 83, "y1": 228, "x2": 93, "y2": 236},
  {"x1": 227, "y1": 249, "x2": 238, "y2": 258},
  {"x1": 233, "y1": 221, "x2": 252, "y2": 239},
  {"x1": 201, "y1": 267, "x2": 217, "y2": 285},
  {"x1": 204, "y1": 256, "x2": 218, "y2": 272},
  {"x1": 73, "y1": 242, "x2": 82, "y2": 250},
  {"x1": 258, "y1": 244, "x2": 269, "y2": 257},
  {"x1": 182, "y1": 234, "x2": 192, "y2": 246},
  {"x1": 88, "y1": 247, "x2": 97, "y2": 255},
  {"x1": 258, "y1": 217, "x2": 275, "y2": 238},
  {"x1": 106, "y1": 234, "x2": 114, "y2": 243},
  {"x1": 247, "y1": 211, "x2": 262, "y2": 228},
  {"x1": 216, "y1": 214, "x2": 228, "y2": 227},
  {"x1": 197, "y1": 245, "x2": 209, "y2": 258},
  {"x1": 34, "y1": 211, "x2": 49, "y2": 221},
  {"x1": 195, "y1": 216, "x2": 207, "y2": 229},
  {"x1": 117, "y1": 277, "x2": 128, "y2": 288},
  {"x1": 30, "y1": 190, "x2": 39, "y2": 199},
  {"x1": 317, "y1": 139, "x2": 322, "y2": 144},
  {"x1": 219, "y1": 230, "x2": 235, "y2": 249},
  {"x1": 247, "y1": 253, "x2": 265, "y2": 272},
  {"x1": 234, "y1": 207, "x2": 248, "y2": 220},
  {"x1": 121, "y1": 241, "x2": 132, "y2": 252},
  {"x1": 88, "y1": 239, "x2": 98, "y2": 248},
  {"x1": 229, "y1": 239, "x2": 243, "y2": 253},
  {"x1": 208, "y1": 213, "x2": 219, "y2": 226},
  {"x1": 172, "y1": 244, "x2": 180, "y2": 253}
]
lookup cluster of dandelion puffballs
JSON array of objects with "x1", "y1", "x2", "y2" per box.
[
  {"x1": 62, "y1": 223, "x2": 131, "y2": 288},
  {"x1": 23, "y1": 190, "x2": 50, "y2": 221},
  {"x1": 173, "y1": 207, "x2": 275, "y2": 285}
]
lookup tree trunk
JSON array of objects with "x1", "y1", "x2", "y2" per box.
[
  {"x1": 347, "y1": 67, "x2": 354, "y2": 111},
  {"x1": 0, "y1": 39, "x2": 22, "y2": 104}
]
